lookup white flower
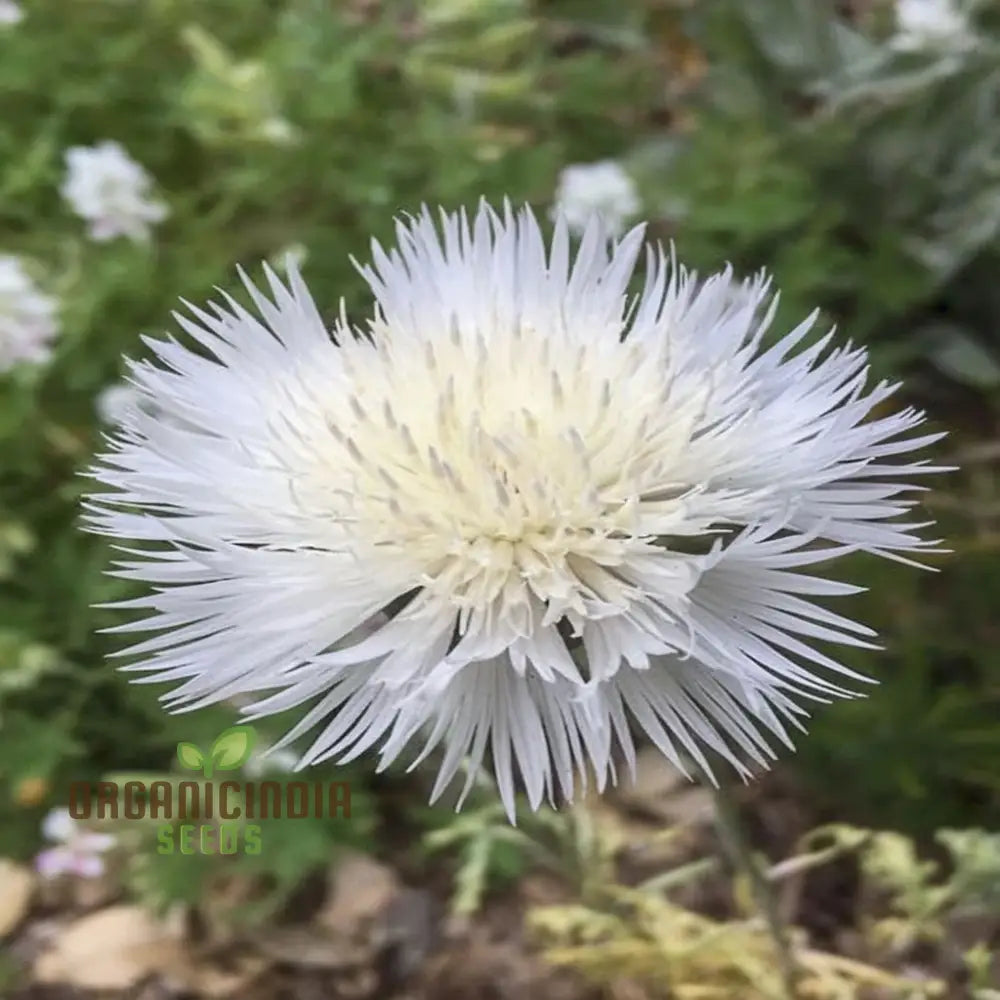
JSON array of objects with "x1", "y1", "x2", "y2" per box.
[
  {"x1": 0, "y1": 0, "x2": 23, "y2": 26},
  {"x1": 258, "y1": 116, "x2": 297, "y2": 145},
  {"x1": 893, "y1": 0, "x2": 972, "y2": 51},
  {"x1": 96, "y1": 383, "x2": 144, "y2": 424},
  {"x1": 0, "y1": 256, "x2": 59, "y2": 371},
  {"x1": 35, "y1": 808, "x2": 116, "y2": 879},
  {"x1": 61, "y1": 141, "x2": 169, "y2": 243},
  {"x1": 268, "y1": 243, "x2": 309, "y2": 274},
  {"x1": 244, "y1": 743, "x2": 299, "y2": 778},
  {"x1": 552, "y1": 161, "x2": 640, "y2": 238},
  {"x1": 85, "y1": 204, "x2": 945, "y2": 821}
]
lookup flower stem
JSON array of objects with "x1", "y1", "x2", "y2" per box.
[{"x1": 708, "y1": 772, "x2": 798, "y2": 998}]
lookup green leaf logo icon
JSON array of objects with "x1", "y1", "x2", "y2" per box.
[
  {"x1": 209, "y1": 725, "x2": 256, "y2": 775},
  {"x1": 177, "y1": 742, "x2": 205, "y2": 772},
  {"x1": 176, "y1": 726, "x2": 256, "y2": 777}
]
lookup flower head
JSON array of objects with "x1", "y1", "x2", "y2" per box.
[
  {"x1": 0, "y1": 0, "x2": 23, "y2": 26},
  {"x1": 61, "y1": 141, "x2": 168, "y2": 243},
  {"x1": 86, "y1": 204, "x2": 945, "y2": 820},
  {"x1": 96, "y1": 383, "x2": 143, "y2": 424},
  {"x1": 0, "y1": 255, "x2": 59, "y2": 371},
  {"x1": 893, "y1": 0, "x2": 972, "y2": 51},
  {"x1": 35, "y1": 808, "x2": 116, "y2": 879},
  {"x1": 552, "y1": 161, "x2": 640, "y2": 237},
  {"x1": 244, "y1": 743, "x2": 299, "y2": 778}
]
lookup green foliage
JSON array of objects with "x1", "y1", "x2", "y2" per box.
[
  {"x1": 655, "y1": 0, "x2": 1000, "y2": 381},
  {"x1": 105, "y1": 752, "x2": 375, "y2": 923},
  {"x1": 0, "y1": 0, "x2": 651, "y2": 859},
  {"x1": 423, "y1": 801, "x2": 533, "y2": 917},
  {"x1": 421, "y1": 771, "x2": 625, "y2": 917},
  {"x1": 527, "y1": 816, "x2": 976, "y2": 1000},
  {"x1": 4, "y1": 0, "x2": 1000, "y2": 871},
  {"x1": 643, "y1": 0, "x2": 1000, "y2": 830},
  {"x1": 530, "y1": 817, "x2": 1000, "y2": 999},
  {"x1": 794, "y1": 528, "x2": 1000, "y2": 833},
  {"x1": 803, "y1": 822, "x2": 1000, "y2": 963}
]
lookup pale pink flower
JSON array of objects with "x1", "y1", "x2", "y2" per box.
[{"x1": 35, "y1": 808, "x2": 116, "y2": 879}]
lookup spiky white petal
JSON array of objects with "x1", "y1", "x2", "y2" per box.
[{"x1": 86, "y1": 204, "x2": 945, "y2": 819}]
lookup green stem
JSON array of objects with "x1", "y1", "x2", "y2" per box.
[{"x1": 708, "y1": 772, "x2": 798, "y2": 999}]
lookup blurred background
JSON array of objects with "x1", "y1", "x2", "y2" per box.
[{"x1": 2, "y1": 0, "x2": 1000, "y2": 997}]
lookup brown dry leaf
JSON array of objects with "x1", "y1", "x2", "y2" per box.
[
  {"x1": 317, "y1": 851, "x2": 399, "y2": 936},
  {"x1": 520, "y1": 873, "x2": 570, "y2": 908},
  {"x1": 0, "y1": 858, "x2": 34, "y2": 937},
  {"x1": 251, "y1": 853, "x2": 402, "y2": 979},
  {"x1": 198, "y1": 871, "x2": 267, "y2": 944},
  {"x1": 378, "y1": 887, "x2": 439, "y2": 981},
  {"x1": 171, "y1": 955, "x2": 268, "y2": 998},
  {"x1": 421, "y1": 925, "x2": 588, "y2": 1000},
  {"x1": 34, "y1": 904, "x2": 186, "y2": 990},
  {"x1": 70, "y1": 867, "x2": 119, "y2": 911},
  {"x1": 256, "y1": 926, "x2": 366, "y2": 969},
  {"x1": 662, "y1": 786, "x2": 715, "y2": 827},
  {"x1": 612, "y1": 746, "x2": 688, "y2": 820}
]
